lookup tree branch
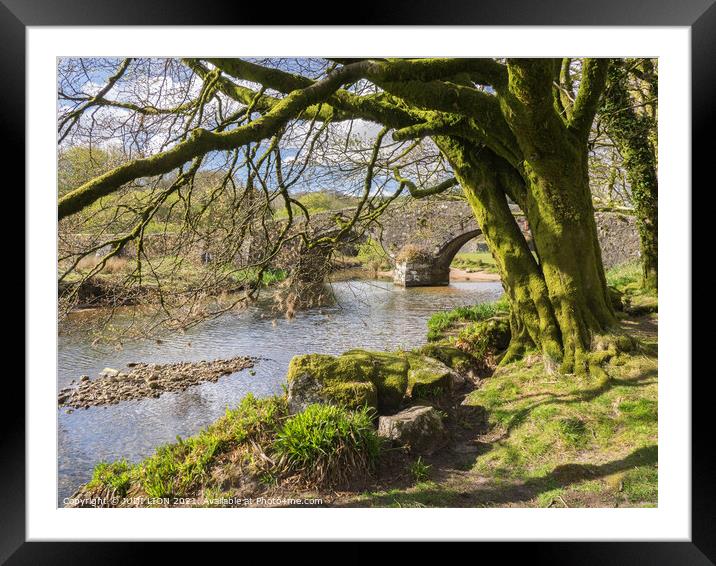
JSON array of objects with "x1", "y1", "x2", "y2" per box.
[
  {"x1": 568, "y1": 58, "x2": 610, "y2": 139},
  {"x1": 59, "y1": 61, "x2": 371, "y2": 220},
  {"x1": 392, "y1": 168, "x2": 459, "y2": 198},
  {"x1": 58, "y1": 58, "x2": 132, "y2": 142}
]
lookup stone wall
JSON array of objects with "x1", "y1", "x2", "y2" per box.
[{"x1": 594, "y1": 212, "x2": 641, "y2": 268}]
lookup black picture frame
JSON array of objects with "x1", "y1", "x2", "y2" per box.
[{"x1": 5, "y1": 0, "x2": 707, "y2": 561}]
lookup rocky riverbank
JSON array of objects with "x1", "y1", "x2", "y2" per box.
[{"x1": 58, "y1": 356, "x2": 255, "y2": 410}]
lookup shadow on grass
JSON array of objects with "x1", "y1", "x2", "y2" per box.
[
  {"x1": 357, "y1": 444, "x2": 657, "y2": 508},
  {"x1": 490, "y1": 367, "x2": 657, "y2": 442}
]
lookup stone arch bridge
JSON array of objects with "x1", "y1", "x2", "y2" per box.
[
  {"x1": 287, "y1": 199, "x2": 639, "y2": 288},
  {"x1": 373, "y1": 199, "x2": 530, "y2": 286}
]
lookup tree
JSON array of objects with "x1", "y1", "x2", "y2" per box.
[
  {"x1": 57, "y1": 57, "x2": 640, "y2": 374},
  {"x1": 598, "y1": 59, "x2": 658, "y2": 289}
]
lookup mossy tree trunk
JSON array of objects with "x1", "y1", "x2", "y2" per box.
[
  {"x1": 520, "y1": 151, "x2": 619, "y2": 373},
  {"x1": 434, "y1": 59, "x2": 622, "y2": 374},
  {"x1": 437, "y1": 133, "x2": 619, "y2": 374},
  {"x1": 600, "y1": 60, "x2": 658, "y2": 290},
  {"x1": 435, "y1": 137, "x2": 563, "y2": 366}
]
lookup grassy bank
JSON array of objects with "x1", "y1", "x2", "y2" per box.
[
  {"x1": 353, "y1": 262, "x2": 657, "y2": 507},
  {"x1": 450, "y1": 251, "x2": 499, "y2": 274},
  {"x1": 73, "y1": 396, "x2": 381, "y2": 506},
  {"x1": 61, "y1": 255, "x2": 288, "y2": 308},
  {"x1": 71, "y1": 262, "x2": 657, "y2": 508},
  {"x1": 426, "y1": 297, "x2": 509, "y2": 341},
  {"x1": 354, "y1": 338, "x2": 657, "y2": 508}
]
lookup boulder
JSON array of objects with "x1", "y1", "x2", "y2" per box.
[
  {"x1": 343, "y1": 349, "x2": 409, "y2": 413},
  {"x1": 414, "y1": 342, "x2": 477, "y2": 375},
  {"x1": 454, "y1": 317, "x2": 510, "y2": 359},
  {"x1": 286, "y1": 353, "x2": 378, "y2": 414},
  {"x1": 286, "y1": 350, "x2": 457, "y2": 415},
  {"x1": 404, "y1": 354, "x2": 454, "y2": 400},
  {"x1": 377, "y1": 405, "x2": 447, "y2": 455}
]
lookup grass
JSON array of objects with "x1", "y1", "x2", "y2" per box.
[
  {"x1": 76, "y1": 255, "x2": 129, "y2": 274},
  {"x1": 606, "y1": 262, "x2": 658, "y2": 315},
  {"x1": 273, "y1": 404, "x2": 382, "y2": 488},
  {"x1": 78, "y1": 396, "x2": 383, "y2": 504},
  {"x1": 355, "y1": 289, "x2": 658, "y2": 509},
  {"x1": 81, "y1": 394, "x2": 288, "y2": 503},
  {"x1": 606, "y1": 262, "x2": 643, "y2": 289},
  {"x1": 62, "y1": 254, "x2": 288, "y2": 295},
  {"x1": 355, "y1": 349, "x2": 658, "y2": 509},
  {"x1": 426, "y1": 296, "x2": 509, "y2": 341},
  {"x1": 461, "y1": 351, "x2": 657, "y2": 506},
  {"x1": 450, "y1": 251, "x2": 499, "y2": 273},
  {"x1": 87, "y1": 460, "x2": 132, "y2": 498},
  {"x1": 395, "y1": 244, "x2": 433, "y2": 263},
  {"x1": 408, "y1": 457, "x2": 432, "y2": 483}
]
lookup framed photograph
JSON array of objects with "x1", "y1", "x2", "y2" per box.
[{"x1": 8, "y1": 0, "x2": 708, "y2": 559}]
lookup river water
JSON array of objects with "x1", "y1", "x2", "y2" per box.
[{"x1": 57, "y1": 279, "x2": 503, "y2": 503}]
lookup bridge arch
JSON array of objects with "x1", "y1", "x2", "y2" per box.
[
  {"x1": 393, "y1": 228, "x2": 492, "y2": 287},
  {"x1": 433, "y1": 229, "x2": 483, "y2": 271}
]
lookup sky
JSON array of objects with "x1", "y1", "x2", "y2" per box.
[{"x1": 57, "y1": 57, "x2": 442, "y2": 197}]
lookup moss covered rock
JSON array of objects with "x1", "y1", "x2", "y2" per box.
[
  {"x1": 286, "y1": 349, "x2": 459, "y2": 415},
  {"x1": 455, "y1": 317, "x2": 511, "y2": 360},
  {"x1": 404, "y1": 353, "x2": 454, "y2": 400},
  {"x1": 286, "y1": 354, "x2": 378, "y2": 414},
  {"x1": 343, "y1": 349, "x2": 410, "y2": 414},
  {"x1": 624, "y1": 294, "x2": 658, "y2": 315},
  {"x1": 414, "y1": 342, "x2": 477, "y2": 374}
]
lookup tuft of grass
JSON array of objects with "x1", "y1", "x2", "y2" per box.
[
  {"x1": 273, "y1": 404, "x2": 382, "y2": 488},
  {"x1": 259, "y1": 268, "x2": 288, "y2": 287},
  {"x1": 408, "y1": 457, "x2": 432, "y2": 483},
  {"x1": 395, "y1": 244, "x2": 433, "y2": 263},
  {"x1": 75, "y1": 255, "x2": 129, "y2": 274},
  {"x1": 427, "y1": 297, "x2": 509, "y2": 341},
  {"x1": 557, "y1": 418, "x2": 588, "y2": 447},
  {"x1": 87, "y1": 460, "x2": 132, "y2": 498},
  {"x1": 606, "y1": 262, "x2": 642, "y2": 290},
  {"x1": 622, "y1": 464, "x2": 658, "y2": 503}
]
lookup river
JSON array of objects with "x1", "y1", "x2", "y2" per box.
[{"x1": 57, "y1": 279, "x2": 503, "y2": 503}]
